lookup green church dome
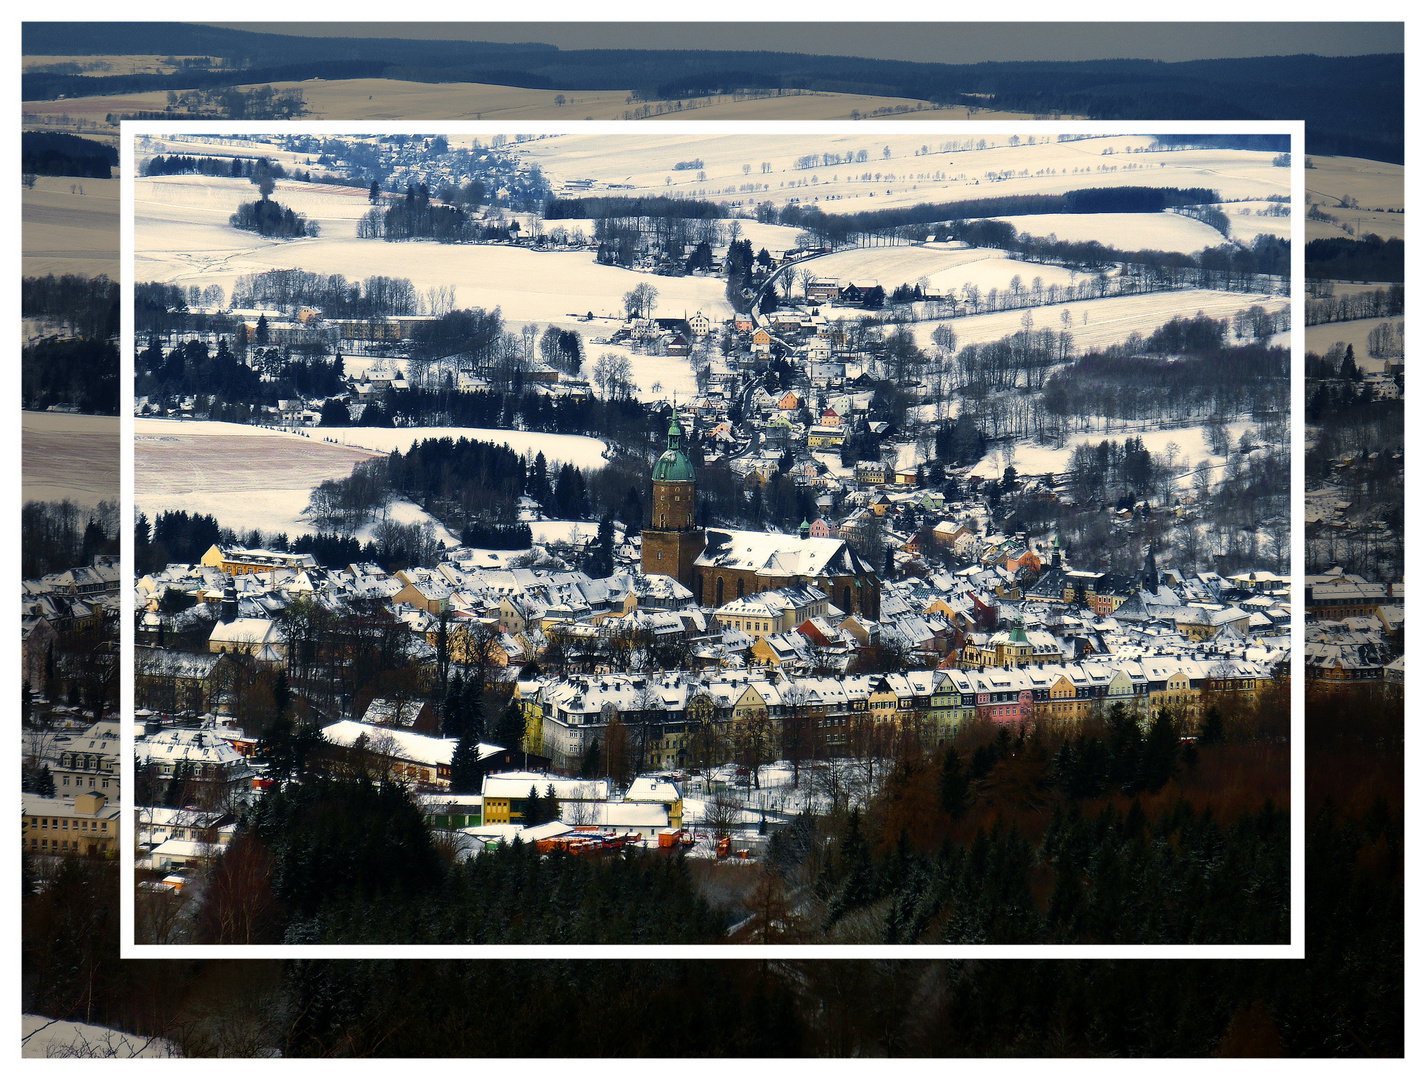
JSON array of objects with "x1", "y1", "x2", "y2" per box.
[
  {"x1": 653, "y1": 412, "x2": 696, "y2": 483},
  {"x1": 653, "y1": 448, "x2": 696, "y2": 483}
]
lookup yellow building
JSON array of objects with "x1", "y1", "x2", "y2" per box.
[{"x1": 23, "y1": 791, "x2": 120, "y2": 857}]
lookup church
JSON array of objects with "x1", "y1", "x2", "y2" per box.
[{"x1": 641, "y1": 415, "x2": 881, "y2": 618}]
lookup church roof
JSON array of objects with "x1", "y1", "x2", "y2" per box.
[{"x1": 696, "y1": 529, "x2": 877, "y2": 580}]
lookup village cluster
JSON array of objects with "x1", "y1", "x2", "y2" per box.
[{"x1": 19, "y1": 393, "x2": 1393, "y2": 889}]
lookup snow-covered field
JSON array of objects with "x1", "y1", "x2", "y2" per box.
[
  {"x1": 133, "y1": 174, "x2": 736, "y2": 330},
  {"x1": 518, "y1": 133, "x2": 1291, "y2": 212},
  {"x1": 1219, "y1": 203, "x2": 1293, "y2": 244},
  {"x1": 22, "y1": 174, "x2": 121, "y2": 278},
  {"x1": 1305, "y1": 317, "x2": 1402, "y2": 364},
  {"x1": 22, "y1": 1015, "x2": 180, "y2": 1058},
  {"x1": 963, "y1": 419, "x2": 1258, "y2": 482},
  {"x1": 313, "y1": 425, "x2": 608, "y2": 467},
  {"x1": 24, "y1": 411, "x2": 120, "y2": 506},
  {"x1": 996, "y1": 211, "x2": 1231, "y2": 253},
  {"x1": 133, "y1": 418, "x2": 607, "y2": 542},
  {"x1": 799, "y1": 243, "x2": 1077, "y2": 296},
  {"x1": 135, "y1": 417, "x2": 378, "y2": 537},
  {"x1": 906, "y1": 288, "x2": 1287, "y2": 356}
]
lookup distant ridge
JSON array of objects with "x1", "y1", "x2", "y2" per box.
[{"x1": 21, "y1": 24, "x2": 1404, "y2": 163}]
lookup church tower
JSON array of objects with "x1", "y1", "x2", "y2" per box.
[{"x1": 641, "y1": 412, "x2": 705, "y2": 588}]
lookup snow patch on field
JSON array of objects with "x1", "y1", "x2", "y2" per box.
[{"x1": 527, "y1": 519, "x2": 600, "y2": 545}]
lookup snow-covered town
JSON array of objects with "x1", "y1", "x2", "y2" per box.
[{"x1": 22, "y1": 128, "x2": 1388, "y2": 948}]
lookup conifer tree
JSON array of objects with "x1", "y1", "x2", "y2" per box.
[
  {"x1": 939, "y1": 746, "x2": 970, "y2": 820},
  {"x1": 449, "y1": 727, "x2": 483, "y2": 793},
  {"x1": 442, "y1": 673, "x2": 465, "y2": 739}
]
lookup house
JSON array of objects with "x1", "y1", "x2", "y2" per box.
[
  {"x1": 807, "y1": 424, "x2": 846, "y2": 448},
  {"x1": 136, "y1": 728, "x2": 257, "y2": 805},
  {"x1": 624, "y1": 776, "x2": 685, "y2": 830},
  {"x1": 135, "y1": 649, "x2": 233, "y2": 717},
  {"x1": 51, "y1": 719, "x2": 122, "y2": 796},
  {"x1": 208, "y1": 617, "x2": 285, "y2": 662},
  {"x1": 320, "y1": 718, "x2": 502, "y2": 790}
]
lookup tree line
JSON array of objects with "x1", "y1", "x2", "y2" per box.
[
  {"x1": 20, "y1": 499, "x2": 118, "y2": 579},
  {"x1": 22, "y1": 274, "x2": 118, "y2": 340},
  {"x1": 1305, "y1": 283, "x2": 1404, "y2": 325},
  {"x1": 20, "y1": 131, "x2": 115, "y2": 177},
  {"x1": 229, "y1": 269, "x2": 421, "y2": 318},
  {"x1": 770, "y1": 185, "x2": 1222, "y2": 247},
  {"x1": 194, "y1": 775, "x2": 726, "y2": 945},
  {"x1": 21, "y1": 337, "x2": 119, "y2": 414},
  {"x1": 1305, "y1": 235, "x2": 1404, "y2": 283}
]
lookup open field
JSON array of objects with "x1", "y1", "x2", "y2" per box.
[
  {"x1": 801, "y1": 243, "x2": 1078, "y2": 295},
  {"x1": 23, "y1": 53, "x2": 209, "y2": 76},
  {"x1": 133, "y1": 174, "x2": 738, "y2": 330},
  {"x1": 521, "y1": 132, "x2": 1291, "y2": 212},
  {"x1": 961, "y1": 419, "x2": 1256, "y2": 481},
  {"x1": 24, "y1": 79, "x2": 1002, "y2": 136},
  {"x1": 22, "y1": 176, "x2": 121, "y2": 278},
  {"x1": 1305, "y1": 155, "x2": 1404, "y2": 214},
  {"x1": 1304, "y1": 154, "x2": 1404, "y2": 242},
  {"x1": 23, "y1": 411, "x2": 120, "y2": 506},
  {"x1": 312, "y1": 425, "x2": 609, "y2": 468},
  {"x1": 134, "y1": 418, "x2": 380, "y2": 536},
  {"x1": 128, "y1": 418, "x2": 610, "y2": 541},
  {"x1": 905, "y1": 288, "x2": 1287, "y2": 355},
  {"x1": 1306, "y1": 317, "x2": 1404, "y2": 368},
  {"x1": 995, "y1": 212, "x2": 1231, "y2": 253}
]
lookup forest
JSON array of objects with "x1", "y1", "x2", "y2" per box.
[
  {"x1": 21, "y1": 337, "x2": 119, "y2": 414},
  {"x1": 196, "y1": 777, "x2": 726, "y2": 945},
  {"x1": 22, "y1": 274, "x2": 119, "y2": 340},
  {"x1": 1303, "y1": 235, "x2": 1404, "y2": 283},
  {"x1": 20, "y1": 131, "x2": 116, "y2": 177}
]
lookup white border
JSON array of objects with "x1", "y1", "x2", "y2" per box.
[{"x1": 121, "y1": 119, "x2": 1305, "y2": 959}]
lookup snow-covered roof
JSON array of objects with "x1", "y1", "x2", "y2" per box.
[{"x1": 321, "y1": 719, "x2": 500, "y2": 768}]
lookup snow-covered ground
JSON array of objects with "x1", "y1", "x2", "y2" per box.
[
  {"x1": 995, "y1": 211, "x2": 1231, "y2": 253},
  {"x1": 518, "y1": 132, "x2": 1291, "y2": 212},
  {"x1": 799, "y1": 243, "x2": 1077, "y2": 297},
  {"x1": 313, "y1": 425, "x2": 608, "y2": 468},
  {"x1": 134, "y1": 418, "x2": 606, "y2": 542},
  {"x1": 23, "y1": 411, "x2": 121, "y2": 506},
  {"x1": 906, "y1": 288, "x2": 1287, "y2": 356},
  {"x1": 133, "y1": 174, "x2": 736, "y2": 329},
  {"x1": 962, "y1": 419, "x2": 1258, "y2": 483},
  {"x1": 22, "y1": 1015, "x2": 180, "y2": 1058},
  {"x1": 527, "y1": 519, "x2": 599, "y2": 545}
]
